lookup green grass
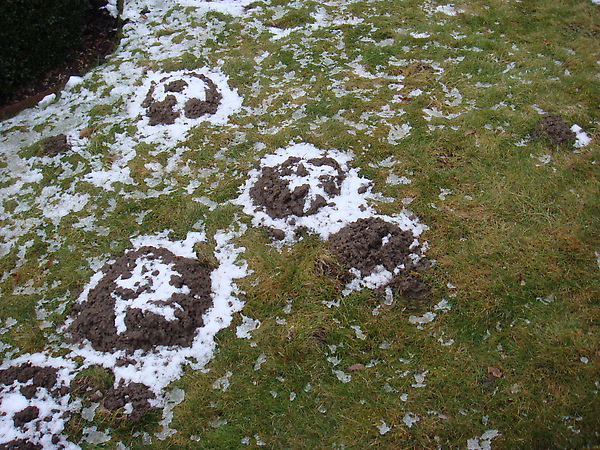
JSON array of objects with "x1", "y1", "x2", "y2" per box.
[{"x1": 0, "y1": 0, "x2": 599, "y2": 448}]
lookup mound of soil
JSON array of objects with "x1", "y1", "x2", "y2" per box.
[
  {"x1": 532, "y1": 114, "x2": 575, "y2": 146},
  {"x1": 0, "y1": 0, "x2": 120, "y2": 115},
  {"x1": 249, "y1": 156, "x2": 346, "y2": 219},
  {"x1": 329, "y1": 217, "x2": 429, "y2": 298},
  {"x1": 142, "y1": 72, "x2": 222, "y2": 126},
  {"x1": 41, "y1": 134, "x2": 71, "y2": 157},
  {"x1": 66, "y1": 246, "x2": 213, "y2": 353}
]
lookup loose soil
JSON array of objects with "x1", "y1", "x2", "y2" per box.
[
  {"x1": 328, "y1": 217, "x2": 430, "y2": 298},
  {"x1": 66, "y1": 246, "x2": 213, "y2": 353},
  {"x1": 142, "y1": 72, "x2": 223, "y2": 126},
  {"x1": 249, "y1": 156, "x2": 346, "y2": 219},
  {"x1": 41, "y1": 134, "x2": 72, "y2": 157},
  {"x1": 532, "y1": 114, "x2": 576, "y2": 146},
  {"x1": 0, "y1": 0, "x2": 120, "y2": 114},
  {"x1": 0, "y1": 363, "x2": 67, "y2": 449},
  {"x1": 104, "y1": 382, "x2": 157, "y2": 422}
]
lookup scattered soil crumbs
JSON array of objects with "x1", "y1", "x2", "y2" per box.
[
  {"x1": 249, "y1": 156, "x2": 346, "y2": 219},
  {"x1": 66, "y1": 246, "x2": 213, "y2": 353},
  {"x1": 532, "y1": 114, "x2": 576, "y2": 146},
  {"x1": 41, "y1": 134, "x2": 71, "y2": 156},
  {"x1": 329, "y1": 217, "x2": 430, "y2": 298},
  {"x1": 103, "y1": 382, "x2": 156, "y2": 422},
  {"x1": 0, "y1": 363, "x2": 63, "y2": 398},
  {"x1": 0, "y1": 440, "x2": 42, "y2": 450},
  {"x1": 141, "y1": 72, "x2": 222, "y2": 125},
  {"x1": 0, "y1": 363, "x2": 70, "y2": 448}
]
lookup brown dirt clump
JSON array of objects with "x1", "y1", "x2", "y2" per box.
[
  {"x1": 184, "y1": 74, "x2": 221, "y2": 118},
  {"x1": 0, "y1": 440, "x2": 43, "y2": 450},
  {"x1": 532, "y1": 114, "x2": 576, "y2": 146},
  {"x1": 103, "y1": 382, "x2": 157, "y2": 422},
  {"x1": 0, "y1": 363, "x2": 62, "y2": 398},
  {"x1": 328, "y1": 217, "x2": 430, "y2": 298},
  {"x1": 249, "y1": 156, "x2": 346, "y2": 219},
  {"x1": 41, "y1": 134, "x2": 71, "y2": 156},
  {"x1": 12, "y1": 406, "x2": 40, "y2": 428},
  {"x1": 141, "y1": 72, "x2": 222, "y2": 125},
  {"x1": 66, "y1": 246, "x2": 213, "y2": 354}
]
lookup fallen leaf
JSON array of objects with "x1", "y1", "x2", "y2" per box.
[
  {"x1": 79, "y1": 127, "x2": 95, "y2": 138},
  {"x1": 346, "y1": 363, "x2": 366, "y2": 372},
  {"x1": 464, "y1": 130, "x2": 476, "y2": 136},
  {"x1": 488, "y1": 366, "x2": 503, "y2": 378}
]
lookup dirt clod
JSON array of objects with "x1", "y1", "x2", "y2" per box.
[
  {"x1": 13, "y1": 406, "x2": 40, "y2": 428},
  {"x1": 532, "y1": 114, "x2": 576, "y2": 146},
  {"x1": 142, "y1": 72, "x2": 222, "y2": 125},
  {"x1": 41, "y1": 134, "x2": 71, "y2": 157},
  {"x1": 104, "y1": 382, "x2": 156, "y2": 422}
]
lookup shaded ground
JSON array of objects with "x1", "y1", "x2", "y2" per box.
[{"x1": 0, "y1": 0, "x2": 119, "y2": 113}]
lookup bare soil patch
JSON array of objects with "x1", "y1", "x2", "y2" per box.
[
  {"x1": 0, "y1": 0, "x2": 120, "y2": 115},
  {"x1": 532, "y1": 114, "x2": 576, "y2": 146}
]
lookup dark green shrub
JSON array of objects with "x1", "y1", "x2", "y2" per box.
[{"x1": 0, "y1": 0, "x2": 90, "y2": 98}]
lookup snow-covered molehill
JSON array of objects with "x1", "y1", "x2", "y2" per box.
[
  {"x1": 130, "y1": 69, "x2": 243, "y2": 145},
  {"x1": 61, "y1": 229, "x2": 247, "y2": 395}
]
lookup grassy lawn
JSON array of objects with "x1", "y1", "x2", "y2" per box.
[{"x1": 0, "y1": 0, "x2": 599, "y2": 448}]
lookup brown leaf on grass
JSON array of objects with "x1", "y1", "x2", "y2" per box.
[
  {"x1": 464, "y1": 130, "x2": 476, "y2": 136},
  {"x1": 79, "y1": 127, "x2": 95, "y2": 138},
  {"x1": 488, "y1": 366, "x2": 503, "y2": 378},
  {"x1": 347, "y1": 363, "x2": 366, "y2": 372}
]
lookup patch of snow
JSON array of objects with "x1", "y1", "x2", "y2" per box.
[
  {"x1": 571, "y1": 124, "x2": 591, "y2": 148},
  {"x1": 403, "y1": 412, "x2": 420, "y2": 428},
  {"x1": 377, "y1": 420, "x2": 392, "y2": 435},
  {"x1": 237, "y1": 315, "x2": 261, "y2": 339}
]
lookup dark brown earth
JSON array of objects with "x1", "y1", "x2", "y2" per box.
[
  {"x1": 103, "y1": 382, "x2": 156, "y2": 422},
  {"x1": 328, "y1": 217, "x2": 430, "y2": 299},
  {"x1": 12, "y1": 406, "x2": 40, "y2": 428},
  {"x1": 0, "y1": 441, "x2": 42, "y2": 450},
  {"x1": 532, "y1": 114, "x2": 576, "y2": 146},
  {"x1": 249, "y1": 156, "x2": 346, "y2": 219},
  {"x1": 0, "y1": 0, "x2": 120, "y2": 114},
  {"x1": 0, "y1": 363, "x2": 62, "y2": 398},
  {"x1": 41, "y1": 134, "x2": 72, "y2": 157},
  {"x1": 66, "y1": 246, "x2": 213, "y2": 353},
  {"x1": 142, "y1": 72, "x2": 222, "y2": 125}
]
